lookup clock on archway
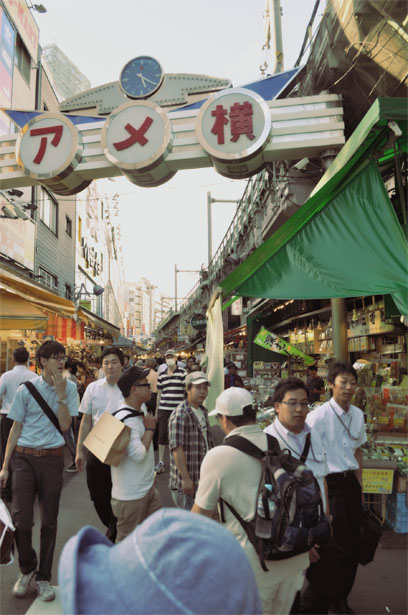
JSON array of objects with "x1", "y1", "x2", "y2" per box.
[{"x1": 119, "y1": 56, "x2": 164, "y2": 99}]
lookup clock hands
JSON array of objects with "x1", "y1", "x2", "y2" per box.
[{"x1": 137, "y1": 73, "x2": 158, "y2": 87}]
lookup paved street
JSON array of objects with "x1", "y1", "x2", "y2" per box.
[{"x1": 1, "y1": 448, "x2": 407, "y2": 615}]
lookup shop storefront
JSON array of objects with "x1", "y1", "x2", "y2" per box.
[{"x1": 215, "y1": 98, "x2": 407, "y2": 531}]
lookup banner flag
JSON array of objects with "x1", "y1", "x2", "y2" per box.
[{"x1": 254, "y1": 326, "x2": 314, "y2": 365}]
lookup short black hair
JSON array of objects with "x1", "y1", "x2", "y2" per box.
[
  {"x1": 101, "y1": 346, "x2": 124, "y2": 365},
  {"x1": 273, "y1": 377, "x2": 309, "y2": 405},
  {"x1": 308, "y1": 365, "x2": 318, "y2": 372},
  {"x1": 117, "y1": 366, "x2": 149, "y2": 398},
  {"x1": 13, "y1": 346, "x2": 29, "y2": 363},
  {"x1": 328, "y1": 362, "x2": 357, "y2": 384},
  {"x1": 227, "y1": 407, "x2": 257, "y2": 427},
  {"x1": 36, "y1": 340, "x2": 65, "y2": 369},
  {"x1": 65, "y1": 357, "x2": 78, "y2": 375}
]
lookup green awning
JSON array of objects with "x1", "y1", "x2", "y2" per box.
[{"x1": 221, "y1": 98, "x2": 408, "y2": 314}]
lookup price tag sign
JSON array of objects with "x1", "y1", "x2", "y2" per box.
[{"x1": 362, "y1": 468, "x2": 394, "y2": 494}]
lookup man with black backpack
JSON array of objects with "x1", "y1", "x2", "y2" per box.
[
  {"x1": 192, "y1": 387, "x2": 330, "y2": 615},
  {"x1": 0, "y1": 341, "x2": 78, "y2": 603},
  {"x1": 112, "y1": 366, "x2": 161, "y2": 542}
]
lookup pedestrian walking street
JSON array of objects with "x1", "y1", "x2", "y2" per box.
[{"x1": 1, "y1": 449, "x2": 406, "y2": 615}]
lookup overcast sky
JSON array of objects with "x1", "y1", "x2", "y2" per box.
[{"x1": 34, "y1": 0, "x2": 324, "y2": 299}]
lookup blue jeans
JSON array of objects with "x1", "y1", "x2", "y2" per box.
[{"x1": 171, "y1": 490, "x2": 195, "y2": 511}]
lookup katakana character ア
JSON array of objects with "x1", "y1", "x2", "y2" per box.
[
  {"x1": 30, "y1": 125, "x2": 64, "y2": 164},
  {"x1": 113, "y1": 117, "x2": 153, "y2": 151},
  {"x1": 210, "y1": 105, "x2": 229, "y2": 145},
  {"x1": 229, "y1": 101, "x2": 255, "y2": 143}
]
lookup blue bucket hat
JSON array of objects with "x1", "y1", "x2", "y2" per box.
[{"x1": 58, "y1": 508, "x2": 261, "y2": 615}]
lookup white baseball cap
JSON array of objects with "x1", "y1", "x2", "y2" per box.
[
  {"x1": 185, "y1": 371, "x2": 210, "y2": 387},
  {"x1": 208, "y1": 387, "x2": 254, "y2": 417}
]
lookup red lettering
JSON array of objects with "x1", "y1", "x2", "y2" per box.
[
  {"x1": 30, "y1": 125, "x2": 63, "y2": 164},
  {"x1": 229, "y1": 101, "x2": 255, "y2": 143},
  {"x1": 210, "y1": 105, "x2": 228, "y2": 145},
  {"x1": 113, "y1": 117, "x2": 153, "y2": 150}
]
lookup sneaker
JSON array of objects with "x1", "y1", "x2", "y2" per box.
[
  {"x1": 154, "y1": 461, "x2": 166, "y2": 474},
  {"x1": 12, "y1": 571, "x2": 35, "y2": 597},
  {"x1": 65, "y1": 462, "x2": 78, "y2": 473},
  {"x1": 36, "y1": 580, "x2": 55, "y2": 602}
]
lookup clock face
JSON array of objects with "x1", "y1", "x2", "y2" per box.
[{"x1": 119, "y1": 56, "x2": 163, "y2": 99}]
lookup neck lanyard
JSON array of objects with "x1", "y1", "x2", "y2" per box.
[
  {"x1": 274, "y1": 422, "x2": 316, "y2": 462},
  {"x1": 329, "y1": 402, "x2": 360, "y2": 441}
]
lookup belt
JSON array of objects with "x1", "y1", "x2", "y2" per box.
[
  {"x1": 327, "y1": 470, "x2": 355, "y2": 479},
  {"x1": 15, "y1": 445, "x2": 64, "y2": 457}
]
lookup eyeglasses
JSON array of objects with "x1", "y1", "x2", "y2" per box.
[
  {"x1": 280, "y1": 401, "x2": 310, "y2": 410},
  {"x1": 134, "y1": 383, "x2": 150, "y2": 388},
  {"x1": 49, "y1": 355, "x2": 68, "y2": 361}
]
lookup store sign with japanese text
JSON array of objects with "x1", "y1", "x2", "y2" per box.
[
  {"x1": 254, "y1": 326, "x2": 315, "y2": 365},
  {"x1": 14, "y1": 89, "x2": 273, "y2": 193},
  {"x1": 362, "y1": 468, "x2": 394, "y2": 494}
]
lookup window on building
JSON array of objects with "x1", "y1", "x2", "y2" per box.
[
  {"x1": 15, "y1": 34, "x2": 31, "y2": 84},
  {"x1": 65, "y1": 215, "x2": 72, "y2": 236},
  {"x1": 78, "y1": 216, "x2": 82, "y2": 243},
  {"x1": 39, "y1": 188, "x2": 58, "y2": 234},
  {"x1": 39, "y1": 267, "x2": 58, "y2": 292},
  {"x1": 65, "y1": 284, "x2": 72, "y2": 300}
]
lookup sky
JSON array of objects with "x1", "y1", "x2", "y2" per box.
[{"x1": 34, "y1": 0, "x2": 324, "y2": 300}]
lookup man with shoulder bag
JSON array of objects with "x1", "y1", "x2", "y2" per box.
[{"x1": 0, "y1": 341, "x2": 78, "y2": 602}]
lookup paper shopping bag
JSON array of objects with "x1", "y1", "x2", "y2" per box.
[{"x1": 83, "y1": 412, "x2": 131, "y2": 466}]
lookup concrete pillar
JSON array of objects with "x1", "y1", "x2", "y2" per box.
[{"x1": 331, "y1": 297, "x2": 349, "y2": 362}]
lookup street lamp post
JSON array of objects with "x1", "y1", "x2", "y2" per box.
[
  {"x1": 207, "y1": 191, "x2": 239, "y2": 267},
  {"x1": 174, "y1": 265, "x2": 200, "y2": 312}
]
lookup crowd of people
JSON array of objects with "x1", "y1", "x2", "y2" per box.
[{"x1": 0, "y1": 340, "x2": 367, "y2": 615}]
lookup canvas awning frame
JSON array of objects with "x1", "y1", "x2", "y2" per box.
[{"x1": 220, "y1": 98, "x2": 407, "y2": 312}]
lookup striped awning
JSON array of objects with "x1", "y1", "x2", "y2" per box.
[{"x1": 45, "y1": 314, "x2": 84, "y2": 341}]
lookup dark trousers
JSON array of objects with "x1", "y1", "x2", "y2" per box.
[
  {"x1": 0, "y1": 416, "x2": 13, "y2": 501},
  {"x1": 86, "y1": 452, "x2": 116, "y2": 542},
  {"x1": 11, "y1": 452, "x2": 63, "y2": 581},
  {"x1": 300, "y1": 473, "x2": 362, "y2": 613}
]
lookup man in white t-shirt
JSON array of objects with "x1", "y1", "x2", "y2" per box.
[
  {"x1": 0, "y1": 346, "x2": 38, "y2": 502},
  {"x1": 112, "y1": 366, "x2": 161, "y2": 542},
  {"x1": 168, "y1": 371, "x2": 214, "y2": 510},
  {"x1": 192, "y1": 388, "x2": 312, "y2": 615},
  {"x1": 75, "y1": 347, "x2": 124, "y2": 542}
]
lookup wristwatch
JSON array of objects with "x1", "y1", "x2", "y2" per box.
[
  {"x1": 58, "y1": 398, "x2": 67, "y2": 404},
  {"x1": 145, "y1": 427, "x2": 155, "y2": 432}
]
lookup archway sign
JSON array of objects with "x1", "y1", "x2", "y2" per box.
[{"x1": 0, "y1": 57, "x2": 345, "y2": 195}]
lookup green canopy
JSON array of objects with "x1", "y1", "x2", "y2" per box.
[{"x1": 221, "y1": 98, "x2": 408, "y2": 314}]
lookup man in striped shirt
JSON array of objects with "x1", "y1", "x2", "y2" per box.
[{"x1": 155, "y1": 350, "x2": 187, "y2": 474}]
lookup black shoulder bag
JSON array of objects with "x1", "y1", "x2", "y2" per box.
[{"x1": 23, "y1": 381, "x2": 63, "y2": 435}]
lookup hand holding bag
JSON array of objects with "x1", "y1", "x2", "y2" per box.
[{"x1": 83, "y1": 412, "x2": 131, "y2": 467}]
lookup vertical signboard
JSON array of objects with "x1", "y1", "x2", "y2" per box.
[{"x1": 0, "y1": 6, "x2": 15, "y2": 133}]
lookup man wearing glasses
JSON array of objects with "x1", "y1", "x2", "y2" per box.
[
  {"x1": 0, "y1": 341, "x2": 78, "y2": 603},
  {"x1": 112, "y1": 366, "x2": 161, "y2": 541},
  {"x1": 76, "y1": 346, "x2": 124, "y2": 543}
]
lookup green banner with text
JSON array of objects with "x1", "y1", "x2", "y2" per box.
[{"x1": 254, "y1": 326, "x2": 314, "y2": 365}]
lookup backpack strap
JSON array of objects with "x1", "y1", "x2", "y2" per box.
[
  {"x1": 23, "y1": 381, "x2": 63, "y2": 435},
  {"x1": 299, "y1": 432, "x2": 311, "y2": 464},
  {"x1": 111, "y1": 408, "x2": 145, "y2": 423},
  {"x1": 224, "y1": 433, "x2": 280, "y2": 458}
]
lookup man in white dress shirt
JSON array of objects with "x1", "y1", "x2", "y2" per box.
[
  {"x1": 0, "y1": 346, "x2": 38, "y2": 502},
  {"x1": 264, "y1": 377, "x2": 329, "y2": 515},
  {"x1": 76, "y1": 347, "x2": 124, "y2": 542},
  {"x1": 301, "y1": 362, "x2": 366, "y2": 615},
  {"x1": 111, "y1": 366, "x2": 161, "y2": 542}
]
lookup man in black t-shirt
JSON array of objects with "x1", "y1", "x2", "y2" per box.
[{"x1": 306, "y1": 365, "x2": 325, "y2": 403}]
